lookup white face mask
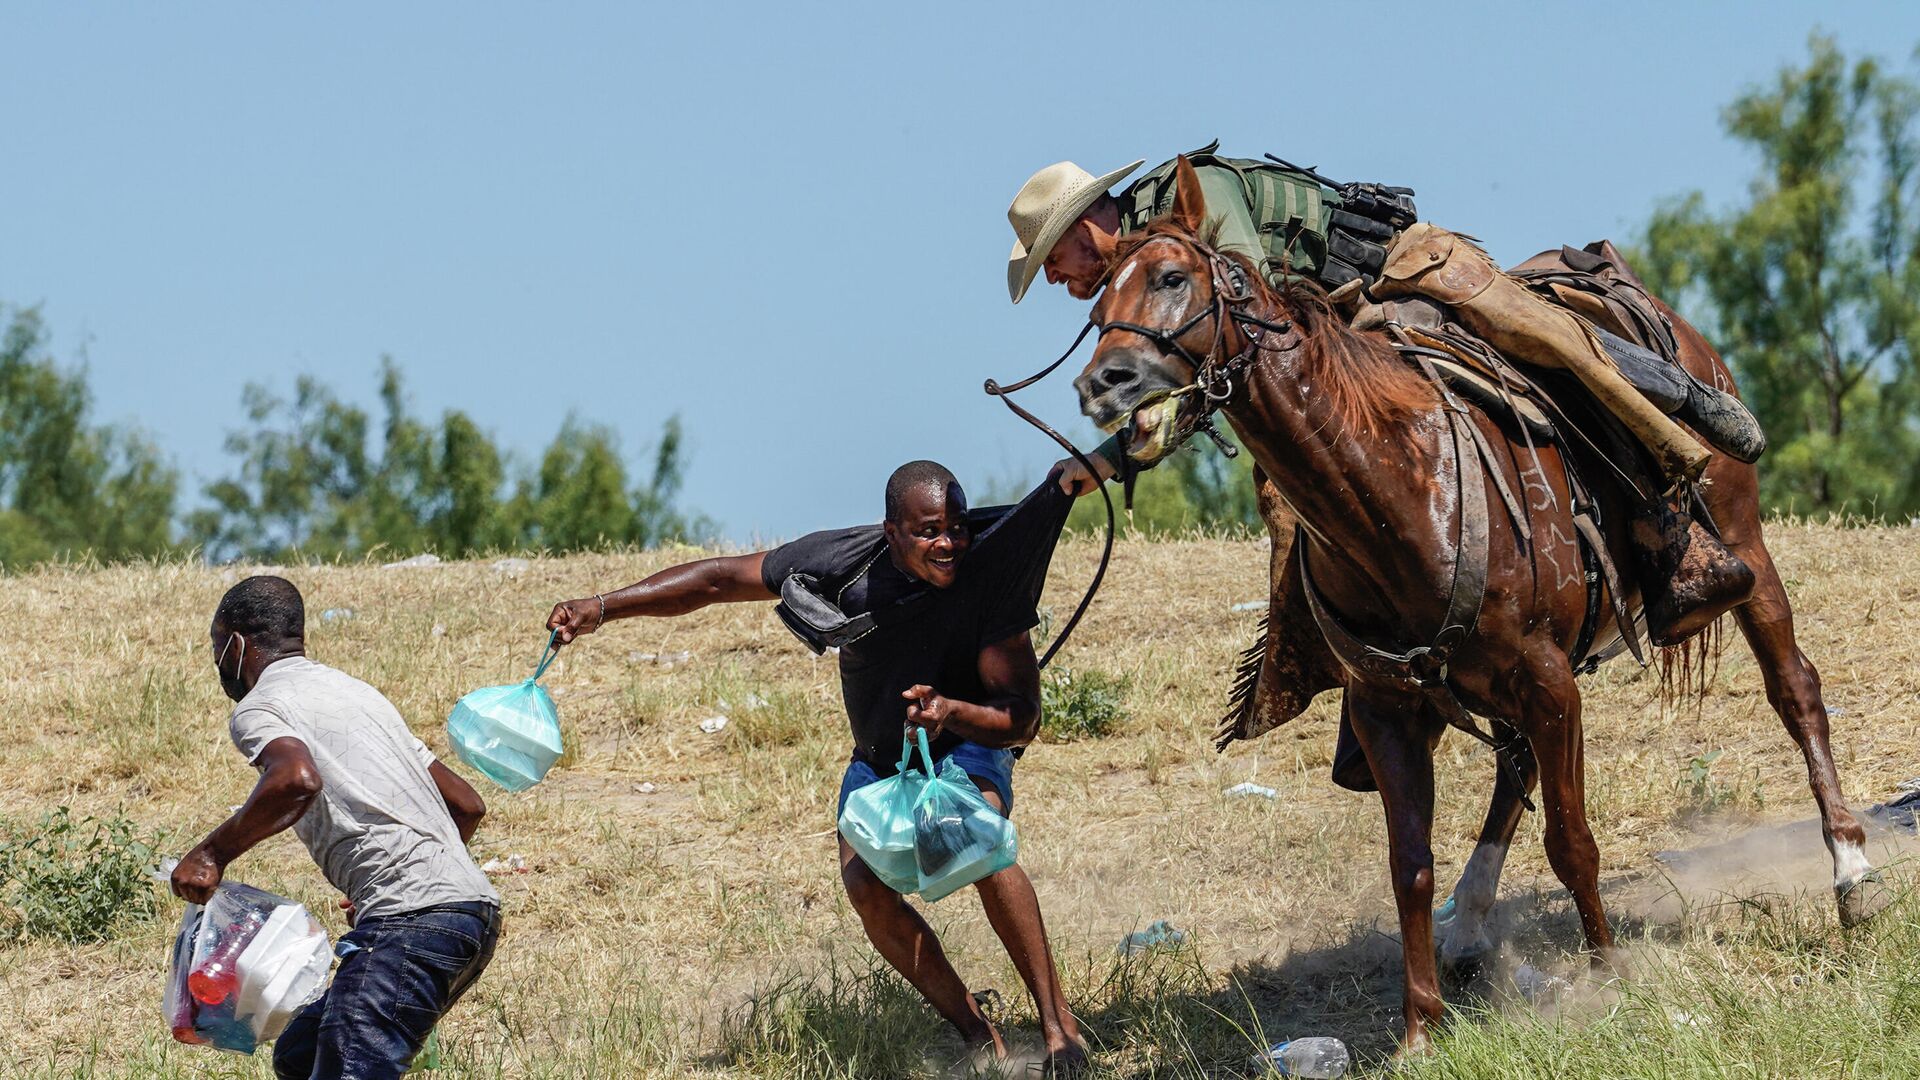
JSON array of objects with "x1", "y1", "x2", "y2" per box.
[{"x1": 216, "y1": 630, "x2": 250, "y2": 700}]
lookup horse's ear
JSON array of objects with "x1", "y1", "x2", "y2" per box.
[
  {"x1": 1088, "y1": 219, "x2": 1119, "y2": 264},
  {"x1": 1166, "y1": 155, "x2": 1207, "y2": 235}
]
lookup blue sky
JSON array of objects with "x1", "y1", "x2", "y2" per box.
[{"x1": 5, "y1": 4, "x2": 1918, "y2": 543}]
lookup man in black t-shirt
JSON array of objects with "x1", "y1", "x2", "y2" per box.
[{"x1": 546, "y1": 460, "x2": 1088, "y2": 1073}]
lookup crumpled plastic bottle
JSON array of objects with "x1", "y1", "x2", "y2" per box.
[{"x1": 1255, "y1": 1037, "x2": 1350, "y2": 1077}]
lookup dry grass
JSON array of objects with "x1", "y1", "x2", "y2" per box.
[{"x1": 1, "y1": 523, "x2": 1918, "y2": 1077}]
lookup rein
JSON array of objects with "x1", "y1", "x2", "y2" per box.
[
  {"x1": 983, "y1": 322, "x2": 1111, "y2": 670},
  {"x1": 982, "y1": 234, "x2": 1293, "y2": 665}
]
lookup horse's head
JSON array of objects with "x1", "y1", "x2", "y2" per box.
[{"x1": 1074, "y1": 156, "x2": 1250, "y2": 465}]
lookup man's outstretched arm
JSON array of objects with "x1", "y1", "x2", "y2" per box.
[
  {"x1": 901, "y1": 630, "x2": 1043, "y2": 750},
  {"x1": 171, "y1": 736, "x2": 323, "y2": 903},
  {"x1": 548, "y1": 552, "x2": 774, "y2": 643}
]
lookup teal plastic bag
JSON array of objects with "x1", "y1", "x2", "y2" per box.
[
  {"x1": 913, "y1": 741, "x2": 1018, "y2": 903},
  {"x1": 837, "y1": 732, "x2": 929, "y2": 894},
  {"x1": 447, "y1": 632, "x2": 564, "y2": 792}
]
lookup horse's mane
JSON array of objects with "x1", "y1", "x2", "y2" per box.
[{"x1": 1108, "y1": 220, "x2": 1436, "y2": 437}]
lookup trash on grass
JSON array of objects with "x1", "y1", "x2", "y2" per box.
[
  {"x1": 480, "y1": 854, "x2": 528, "y2": 875},
  {"x1": 1253, "y1": 1037, "x2": 1349, "y2": 1077},
  {"x1": 491, "y1": 557, "x2": 530, "y2": 575},
  {"x1": 1231, "y1": 600, "x2": 1270, "y2": 612},
  {"x1": 382, "y1": 553, "x2": 441, "y2": 569},
  {"x1": 698, "y1": 716, "x2": 729, "y2": 734},
  {"x1": 430, "y1": 623, "x2": 447, "y2": 638},
  {"x1": 318, "y1": 608, "x2": 354, "y2": 622},
  {"x1": 627, "y1": 650, "x2": 693, "y2": 668},
  {"x1": 634, "y1": 782, "x2": 657, "y2": 794},
  {"x1": 1224, "y1": 781, "x2": 1278, "y2": 800},
  {"x1": 1116, "y1": 919, "x2": 1186, "y2": 955}
]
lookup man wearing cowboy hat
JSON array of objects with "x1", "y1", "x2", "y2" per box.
[
  {"x1": 1008, "y1": 145, "x2": 1769, "y2": 780},
  {"x1": 1014, "y1": 147, "x2": 1360, "y2": 781},
  {"x1": 1007, "y1": 152, "x2": 1273, "y2": 304}
]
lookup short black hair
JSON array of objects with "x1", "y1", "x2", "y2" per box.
[
  {"x1": 213, "y1": 575, "x2": 306, "y2": 648},
  {"x1": 884, "y1": 460, "x2": 960, "y2": 523}
]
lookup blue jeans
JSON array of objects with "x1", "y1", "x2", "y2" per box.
[
  {"x1": 837, "y1": 740, "x2": 1016, "y2": 817},
  {"x1": 273, "y1": 901, "x2": 500, "y2": 1080}
]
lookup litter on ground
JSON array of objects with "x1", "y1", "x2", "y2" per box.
[
  {"x1": 1116, "y1": 920, "x2": 1186, "y2": 954},
  {"x1": 381, "y1": 553, "x2": 441, "y2": 569}
]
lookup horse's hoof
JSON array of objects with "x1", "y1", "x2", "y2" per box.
[
  {"x1": 1838, "y1": 873, "x2": 1895, "y2": 928},
  {"x1": 1390, "y1": 1032, "x2": 1436, "y2": 1070}
]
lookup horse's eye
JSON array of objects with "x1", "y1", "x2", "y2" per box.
[{"x1": 1159, "y1": 271, "x2": 1186, "y2": 289}]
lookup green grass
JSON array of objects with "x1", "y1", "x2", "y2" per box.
[
  {"x1": 1041, "y1": 666, "x2": 1131, "y2": 742},
  {"x1": 6, "y1": 530, "x2": 1920, "y2": 1077}
]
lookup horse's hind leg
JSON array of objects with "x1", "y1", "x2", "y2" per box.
[
  {"x1": 1441, "y1": 744, "x2": 1539, "y2": 976},
  {"x1": 1727, "y1": 534, "x2": 1888, "y2": 925}
]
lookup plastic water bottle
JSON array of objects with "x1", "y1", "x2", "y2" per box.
[
  {"x1": 1256, "y1": 1037, "x2": 1350, "y2": 1078},
  {"x1": 188, "y1": 908, "x2": 267, "y2": 1005}
]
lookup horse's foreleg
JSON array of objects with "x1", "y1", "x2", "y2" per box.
[
  {"x1": 1522, "y1": 654, "x2": 1614, "y2": 959},
  {"x1": 1441, "y1": 743, "x2": 1539, "y2": 976},
  {"x1": 1350, "y1": 687, "x2": 1445, "y2": 1054},
  {"x1": 1728, "y1": 536, "x2": 1888, "y2": 926}
]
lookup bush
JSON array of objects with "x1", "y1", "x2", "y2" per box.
[
  {"x1": 1040, "y1": 667, "x2": 1129, "y2": 741},
  {"x1": 0, "y1": 807, "x2": 162, "y2": 944}
]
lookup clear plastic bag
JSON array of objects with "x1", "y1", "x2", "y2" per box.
[
  {"x1": 448, "y1": 633, "x2": 565, "y2": 791},
  {"x1": 164, "y1": 880, "x2": 332, "y2": 1054},
  {"x1": 912, "y1": 742, "x2": 1018, "y2": 903},
  {"x1": 836, "y1": 731, "x2": 930, "y2": 894}
]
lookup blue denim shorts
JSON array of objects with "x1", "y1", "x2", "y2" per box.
[{"x1": 837, "y1": 740, "x2": 1015, "y2": 818}]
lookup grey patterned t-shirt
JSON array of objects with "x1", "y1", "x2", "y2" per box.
[{"x1": 228, "y1": 656, "x2": 498, "y2": 919}]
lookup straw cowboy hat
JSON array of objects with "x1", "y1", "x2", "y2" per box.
[{"x1": 1006, "y1": 158, "x2": 1144, "y2": 303}]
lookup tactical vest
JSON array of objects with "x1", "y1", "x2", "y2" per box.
[{"x1": 1119, "y1": 141, "x2": 1416, "y2": 290}]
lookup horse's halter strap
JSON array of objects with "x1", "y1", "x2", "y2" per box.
[{"x1": 1094, "y1": 234, "x2": 1297, "y2": 420}]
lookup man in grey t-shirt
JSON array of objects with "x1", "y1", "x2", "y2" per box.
[{"x1": 172, "y1": 576, "x2": 500, "y2": 1080}]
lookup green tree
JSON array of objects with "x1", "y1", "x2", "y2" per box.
[
  {"x1": 0, "y1": 306, "x2": 177, "y2": 569},
  {"x1": 192, "y1": 359, "x2": 710, "y2": 561},
  {"x1": 1640, "y1": 35, "x2": 1920, "y2": 518}
]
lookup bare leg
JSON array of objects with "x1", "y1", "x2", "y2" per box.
[
  {"x1": 971, "y1": 784, "x2": 1087, "y2": 1068},
  {"x1": 1441, "y1": 744, "x2": 1538, "y2": 974},
  {"x1": 1727, "y1": 538, "x2": 1886, "y2": 925},
  {"x1": 1521, "y1": 653, "x2": 1614, "y2": 959},
  {"x1": 1349, "y1": 689, "x2": 1444, "y2": 1054},
  {"x1": 839, "y1": 838, "x2": 1003, "y2": 1055}
]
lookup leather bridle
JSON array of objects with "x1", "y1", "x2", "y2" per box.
[
  {"x1": 1093, "y1": 233, "x2": 1298, "y2": 432},
  {"x1": 981, "y1": 226, "x2": 1294, "y2": 667}
]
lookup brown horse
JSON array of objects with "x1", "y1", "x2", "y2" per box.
[{"x1": 1073, "y1": 158, "x2": 1886, "y2": 1053}]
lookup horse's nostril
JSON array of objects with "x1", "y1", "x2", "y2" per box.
[{"x1": 1097, "y1": 364, "x2": 1140, "y2": 391}]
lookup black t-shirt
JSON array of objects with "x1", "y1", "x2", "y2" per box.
[{"x1": 760, "y1": 479, "x2": 1073, "y2": 772}]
